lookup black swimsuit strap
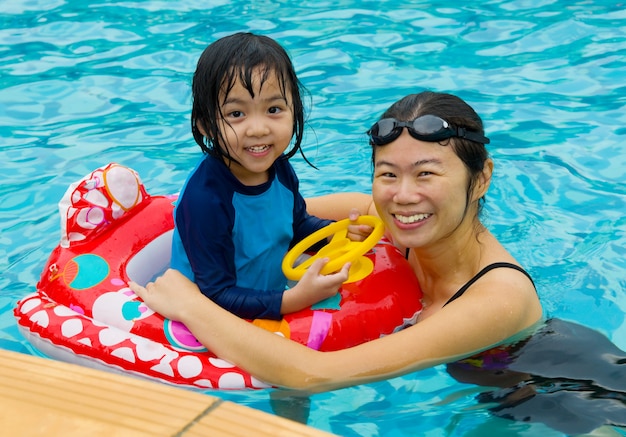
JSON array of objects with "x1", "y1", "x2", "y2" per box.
[{"x1": 443, "y1": 262, "x2": 536, "y2": 307}]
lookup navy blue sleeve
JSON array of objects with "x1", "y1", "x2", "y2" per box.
[{"x1": 175, "y1": 162, "x2": 284, "y2": 320}]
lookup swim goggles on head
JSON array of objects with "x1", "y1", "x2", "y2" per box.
[{"x1": 367, "y1": 114, "x2": 490, "y2": 146}]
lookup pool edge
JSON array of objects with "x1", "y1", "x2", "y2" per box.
[{"x1": 0, "y1": 348, "x2": 335, "y2": 436}]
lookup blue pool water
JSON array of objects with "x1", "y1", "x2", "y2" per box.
[{"x1": 1, "y1": 1, "x2": 625, "y2": 435}]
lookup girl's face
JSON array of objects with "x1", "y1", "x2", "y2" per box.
[
  {"x1": 218, "y1": 68, "x2": 294, "y2": 185},
  {"x1": 372, "y1": 130, "x2": 482, "y2": 250}
]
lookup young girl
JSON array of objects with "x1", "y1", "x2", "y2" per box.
[{"x1": 171, "y1": 32, "x2": 350, "y2": 320}]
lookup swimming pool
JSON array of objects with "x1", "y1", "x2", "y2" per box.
[{"x1": 1, "y1": 0, "x2": 625, "y2": 435}]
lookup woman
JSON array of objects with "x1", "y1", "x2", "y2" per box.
[{"x1": 129, "y1": 91, "x2": 543, "y2": 392}]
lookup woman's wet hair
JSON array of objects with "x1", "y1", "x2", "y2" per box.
[
  {"x1": 191, "y1": 32, "x2": 308, "y2": 165},
  {"x1": 373, "y1": 91, "x2": 490, "y2": 217}
]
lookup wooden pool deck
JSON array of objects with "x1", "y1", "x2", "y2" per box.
[{"x1": 0, "y1": 349, "x2": 335, "y2": 436}]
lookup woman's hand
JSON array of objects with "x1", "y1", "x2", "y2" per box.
[
  {"x1": 129, "y1": 269, "x2": 202, "y2": 321},
  {"x1": 346, "y1": 208, "x2": 375, "y2": 242}
]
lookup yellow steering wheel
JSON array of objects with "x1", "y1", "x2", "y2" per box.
[{"x1": 282, "y1": 215, "x2": 385, "y2": 284}]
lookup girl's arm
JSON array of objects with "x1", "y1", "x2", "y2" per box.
[{"x1": 129, "y1": 265, "x2": 541, "y2": 392}]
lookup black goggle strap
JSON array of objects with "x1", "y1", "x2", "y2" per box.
[{"x1": 455, "y1": 127, "x2": 490, "y2": 144}]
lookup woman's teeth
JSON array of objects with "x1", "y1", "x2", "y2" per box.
[{"x1": 394, "y1": 213, "x2": 430, "y2": 224}]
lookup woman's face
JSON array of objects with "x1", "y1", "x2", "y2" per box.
[{"x1": 372, "y1": 130, "x2": 477, "y2": 250}]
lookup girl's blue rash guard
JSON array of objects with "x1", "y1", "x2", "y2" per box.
[{"x1": 171, "y1": 154, "x2": 332, "y2": 320}]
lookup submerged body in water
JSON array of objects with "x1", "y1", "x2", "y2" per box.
[{"x1": 448, "y1": 318, "x2": 626, "y2": 434}]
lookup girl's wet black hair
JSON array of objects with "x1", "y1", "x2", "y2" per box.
[
  {"x1": 371, "y1": 91, "x2": 490, "y2": 216},
  {"x1": 191, "y1": 32, "x2": 312, "y2": 167}
]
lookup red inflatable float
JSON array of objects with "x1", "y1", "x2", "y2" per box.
[{"x1": 14, "y1": 163, "x2": 423, "y2": 390}]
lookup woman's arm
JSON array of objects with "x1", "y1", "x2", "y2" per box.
[
  {"x1": 129, "y1": 264, "x2": 541, "y2": 392},
  {"x1": 307, "y1": 192, "x2": 381, "y2": 242},
  {"x1": 306, "y1": 193, "x2": 377, "y2": 220}
]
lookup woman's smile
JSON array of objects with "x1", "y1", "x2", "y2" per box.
[{"x1": 393, "y1": 212, "x2": 432, "y2": 226}]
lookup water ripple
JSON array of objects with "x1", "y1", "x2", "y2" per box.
[{"x1": 1, "y1": 1, "x2": 626, "y2": 435}]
